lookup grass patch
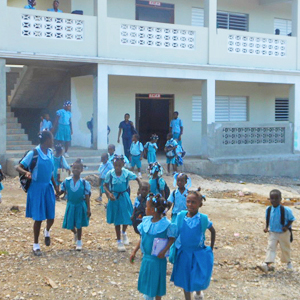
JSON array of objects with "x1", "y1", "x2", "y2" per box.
[{"x1": 0, "y1": 250, "x2": 9, "y2": 255}]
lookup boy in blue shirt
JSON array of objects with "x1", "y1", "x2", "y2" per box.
[
  {"x1": 164, "y1": 133, "x2": 178, "y2": 175},
  {"x1": 130, "y1": 134, "x2": 143, "y2": 179},
  {"x1": 39, "y1": 113, "x2": 53, "y2": 133},
  {"x1": 170, "y1": 111, "x2": 183, "y2": 146},
  {"x1": 47, "y1": 0, "x2": 63, "y2": 13},
  {"x1": 24, "y1": 0, "x2": 36, "y2": 9},
  {"x1": 97, "y1": 153, "x2": 113, "y2": 203},
  {"x1": 259, "y1": 189, "x2": 296, "y2": 272}
]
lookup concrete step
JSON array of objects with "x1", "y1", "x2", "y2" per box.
[
  {"x1": 6, "y1": 112, "x2": 14, "y2": 118},
  {"x1": 65, "y1": 156, "x2": 102, "y2": 165},
  {"x1": 7, "y1": 123, "x2": 21, "y2": 129},
  {"x1": 7, "y1": 106, "x2": 11, "y2": 112},
  {"x1": 6, "y1": 128, "x2": 25, "y2": 134},
  {"x1": 7, "y1": 140, "x2": 32, "y2": 146},
  {"x1": 66, "y1": 149, "x2": 103, "y2": 157},
  {"x1": 7, "y1": 134, "x2": 29, "y2": 141},
  {"x1": 6, "y1": 117, "x2": 18, "y2": 123},
  {"x1": 6, "y1": 145, "x2": 33, "y2": 150}
]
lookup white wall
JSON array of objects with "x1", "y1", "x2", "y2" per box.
[{"x1": 71, "y1": 76, "x2": 93, "y2": 147}]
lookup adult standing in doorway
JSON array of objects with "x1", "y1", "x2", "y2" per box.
[
  {"x1": 47, "y1": 0, "x2": 63, "y2": 12},
  {"x1": 170, "y1": 111, "x2": 183, "y2": 146},
  {"x1": 118, "y1": 113, "x2": 135, "y2": 160},
  {"x1": 53, "y1": 101, "x2": 72, "y2": 158},
  {"x1": 16, "y1": 131, "x2": 59, "y2": 256},
  {"x1": 24, "y1": 0, "x2": 36, "y2": 9}
]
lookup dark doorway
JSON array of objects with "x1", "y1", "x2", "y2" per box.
[
  {"x1": 136, "y1": 0, "x2": 175, "y2": 24},
  {"x1": 136, "y1": 94, "x2": 174, "y2": 151}
]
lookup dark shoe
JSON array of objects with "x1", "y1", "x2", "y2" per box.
[
  {"x1": 44, "y1": 228, "x2": 51, "y2": 246},
  {"x1": 33, "y1": 249, "x2": 42, "y2": 256}
]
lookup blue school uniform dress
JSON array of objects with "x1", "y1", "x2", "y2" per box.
[
  {"x1": 105, "y1": 168, "x2": 137, "y2": 225},
  {"x1": 21, "y1": 146, "x2": 55, "y2": 221},
  {"x1": 170, "y1": 118, "x2": 183, "y2": 145},
  {"x1": 98, "y1": 161, "x2": 113, "y2": 193},
  {"x1": 130, "y1": 141, "x2": 144, "y2": 168},
  {"x1": 144, "y1": 142, "x2": 158, "y2": 164},
  {"x1": 24, "y1": 5, "x2": 35, "y2": 9},
  {"x1": 168, "y1": 188, "x2": 188, "y2": 223},
  {"x1": 171, "y1": 211, "x2": 214, "y2": 292},
  {"x1": 137, "y1": 216, "x2": 177, "y2": 298},
  {"x1": 165, "y1": 139, "x2": 178, "y2": 165},
  {"x1": 61, "y1": 178, "x2": 90, "y2": 230},
  {"x1": 0, "y1": 165, "x2": 3, "y2": 192},
  {"x1": 55, "y1": 109, "x2": 72, "y2": 142},
  {"x1": 53, "y1": 155, "x2": 70, "y2": 186},
  {"x1": 40, "y1": 120, "x2": 53, "y2": 132},
  {"x1": 149, "y1": 177, "x2": 166, "y2": 195}
]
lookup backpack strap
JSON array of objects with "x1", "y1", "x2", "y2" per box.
[
  {"x1": 176, "y1": 210, "x2": 187, "y2": 232},
  {"x1": 30, "y1": 149, "x2": 39, "y2": 172},
  {"x1": 280, "y1": 205, "x2": 285, "y2": 226},
  {"x1": 266, "y1": 206, "x2": 272, "y2": 229},
  {"x1": 200, "y1": 213, "x2": 209, "y2": 241},
  {"x1": 172, "y1": 190, "x2": 176, "y2": 208}
]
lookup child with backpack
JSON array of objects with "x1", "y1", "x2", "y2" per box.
[
  {"x1": 104, "y1": 155, "x2": 142, "y2": 252},
  {"x1": 130, "y1": 134, "x2": 144, "y2": 179},
  {"x1": 149, "y1": 162, "x2": 169, "y2": 199},
  {"x1": 0, "y1": 164, "x2": 6, "y2": 203},
  {"x1": 259, "y1": 189, "x2": 296, "y2": 272},
  {"x1": 164, "y1": 133, "x2": 178, "y2": 175},
  {"x1": 39, "y1": 113, "x2": 53, "y2": 134},
  {"x1": 144, "y1": 134, "x2": 159, "y2": 164},
  {"x1": 168, "y1": 173, "x2": 192, "y2": 223},
  {"x1": 97, "y1": 153, "x2": 113, "y2": 203},
  {"x1": 59, "y1": 158, "x2": 91, "y2": 251},
  {"x1": 171, "y1": 189, "x2": 215, "y2": 300},
  {"x1": 131, "y1": 182, "x2": 150, "y2": 234}
]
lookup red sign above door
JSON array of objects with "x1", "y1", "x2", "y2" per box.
[
  {"x1": 149, "y1": 93, "x2": 161, "y2": 98},
  {"x1": 149, "y1": 1, "x2": 161, "y2": 6}
]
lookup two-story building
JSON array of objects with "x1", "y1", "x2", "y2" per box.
[{"x1": 1, "y1": 0, "x2": 300, "y2": 176}]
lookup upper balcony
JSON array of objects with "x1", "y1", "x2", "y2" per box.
[{"x1": 0, "y1": 0, "x2": 97, "y2": 57}]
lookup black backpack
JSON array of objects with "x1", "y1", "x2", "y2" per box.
[
  {"x1": 0, "y1": 172, "x2": 4, "y2": 182},
  {"x1": 132, "y1": 196, "x2": 147, "y2": 234},
  {"x1": 156, "y1": 178, "x2": 170, "y2": 199},
  {"x1": 19, "y1": 149, "x2": 38, "y2": 193},
  {"x1": 266, "y1": 205, "x2": 293, "y2": 242}
]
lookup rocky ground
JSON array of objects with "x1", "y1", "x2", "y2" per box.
[{"x1": 0, "y1": 173, "x2": 300, "y2": 300}]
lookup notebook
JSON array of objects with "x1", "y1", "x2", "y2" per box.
[{"x1": 151, "y1": 238, "x2": 170, "y2": 257}]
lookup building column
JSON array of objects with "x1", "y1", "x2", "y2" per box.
[
  {"x1": 0, "y1": 59, "x2": 6, "y2": 162},
  {"x1": 93, "y1": 64, "x2": 108, "y2": 150},
  {"x1": 201, "y1": 78, "x2": 216, "y2": 157},
  {"x1": 204, "y1": 0, "x2": 217, "y2": 64},
  {"x1": 289, "y1": 84, "x2": 300, "y2": 153},
  {"x1": 292, "y1": 0, "x2": 300, "y2": 69},
  {"x1": 97, "y1": 0, "x2": 108, "y2": 57}
]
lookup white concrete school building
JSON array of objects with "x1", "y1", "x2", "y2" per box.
[{"x1": 1, "y1": 0, "x2": 300, "y2": 176}]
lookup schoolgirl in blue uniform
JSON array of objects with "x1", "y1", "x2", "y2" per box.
[
  {"x1": 171, "y1": 189, "x2": 215, "y2": 300},
  {"x1": 97, "y1": 152, "x2": 113, "y2": 202},
  {"x1": 16, "y1": 131, "x2": 59, "y2": 256},
  {"x1": 104, "y1": 155, "x2": 142, "y2": 252},
  {"x1": 39, "y1": 113, "x2": 53, "y2": 133},
  {"x1": 54, "y1": 101, "x2": 72, "y2": 157},
  {"x1": 130, "y1": 194, "x2": 177, "y2": 300},
  {"x1": 168, "y1": 173, "x2": 192, "y2": 223},
  {"x1": 53, "y1": 144, "x2": 71, "y2": 187},
  {"x1": 0, "y1": 164, "x2": 5, "y2": 203},
  {"x1": 148, "y1": 162, "x2": 167, "y2": 199},
  {"x1": 164, "y1": 133, "x2": 178, "y2": 175},
  {"x1": 60, "y1": 158, "x2": 91, "y2": 251},
  {"x1": 144, "y1": 134, "x2": 159, "y2": 164},
  {"x1": 130, "y1": 134, "x2": 144, "y2": 178}
]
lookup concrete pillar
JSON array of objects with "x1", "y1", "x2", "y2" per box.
[
  {"x1": 97, "y1": 0, "x2": 108, "y2": 57},
  {"x1": 93, "y1": 64, "x2": 108, "y2": 150},
  {"x1": 292, "y1": 0, "x2": 300, "y2": 69},
  {"x1": 204, "y1": 0, "x2": 217, "y2": 64},
  {"x1": 201, "y1": 78, "x2": 216, "y2": 157},
  {"x1": 289, "y1": 84, "x2": 300, "y2": 153},
  {"x1": 0, "y1": 59, "x2": 6, "y2": 161}
]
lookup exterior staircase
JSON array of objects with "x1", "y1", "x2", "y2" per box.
[{"x1": 6, "y1": 106, "x2": 32, "y2": 151}]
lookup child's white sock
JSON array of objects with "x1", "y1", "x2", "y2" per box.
[
  {"x1": 33, "y1": 243, "x2": 40, "y2": 251},
  {"x1": 117, "y1": 240, "x2": 122, "y2": 243},
  {"x1": 0, "y1": 193, "x2": 2, "y2": 203},
  {"x1": 44, "y1": 228, "x2": 50, "y2": 237},
  {"x1": 76, "y1": 240, "x2": 82, "y2": 246},
  {"x1": 122, "y1": 231, "x2": 127, "y2": 235}
]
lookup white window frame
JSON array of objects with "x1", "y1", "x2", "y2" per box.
[
  {"x1": 215, "y1": 96, "x2": 248, "y2": 122},
  {"x1": 192, "y1": 96, "x2": 202, "y2": 121},
  {"x1": 217, "y1": 11, "x2": 249, "y2": 31},
  {"x1": 275, "y1": 98, "x2": 289, "y2": 121}
]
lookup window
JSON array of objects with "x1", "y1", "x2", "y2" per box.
[
  {"x1": 217, "y1": 11, "x2": 248, "y2": 31},
  {"x1": 136, "y1": 1, "x2": 174, "y2": 24},
  {"x1": 192, "y1": 96, "x2": 202, "y2": 121},
  {"x1": 191, "y1": 7, "x2": 204, "y2": 27},
  {"x1": 215, "y1": 96, "x2": 248, "y2": 122},
  {"x1": 275, "y1": 98, "x2": 289, "y2": 121},
  {"x1": 274, "y1": 18, "x2": 292, "y2": 36}
]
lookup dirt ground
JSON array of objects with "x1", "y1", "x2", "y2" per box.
[{"x1": 0, "y1": 173, "x2": 300, "y2": 300}]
